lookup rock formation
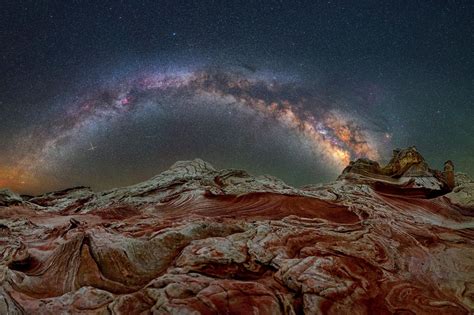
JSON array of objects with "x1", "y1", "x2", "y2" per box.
[
  {"x1": 0, "y1": 189, "x2": 24, "y2": 207},
  {"x1": 0, "y1": 149, "x2": 473, "y2": 314},
  {"x1": 444, "y1": 160, "x2": 455, "y2": 190},
  {"x1": 340, "y1": 146, "x2": 456, "y2": 197}
]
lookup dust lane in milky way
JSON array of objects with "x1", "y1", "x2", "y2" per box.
[{"x1": 1, "y1": 67, "x2": 389, "y2": 193}]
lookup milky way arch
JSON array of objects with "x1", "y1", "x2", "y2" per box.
[{"x1": 1, "y1": 67, "x2": 388, "y2": 192}]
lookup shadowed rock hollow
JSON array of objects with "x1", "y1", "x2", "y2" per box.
[{"x1": 1, "y1": 149, "x2": 473, "y2": 314}]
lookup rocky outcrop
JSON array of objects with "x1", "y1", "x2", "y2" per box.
[
  {"x1": 339, "y1": 146, "x2": 455, "y2": 197},
  {"x1": 381, "y1": 147, "x2": 429, "y2": 176},
  {"x1": 0, "y1": 152, "x2": 473, "y2": 314},
  {"x1": 443, "y1": 160, "x2": 456, "y2": 190},
  {"x1": 0, "y1": 189, "x2": 24, "y2": 207},
  {"x1": 26, "y1": 186, "x2": 95, "y2": 212},
  {"x1": 445, "y1": 173, "x2": 474, "y2": 212}
]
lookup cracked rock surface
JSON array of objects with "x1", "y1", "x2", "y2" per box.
[{"x1": 1, "y1": 159, "x2": 473, "y2": 314}]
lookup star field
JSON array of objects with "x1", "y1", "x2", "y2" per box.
[{"x1": 0, "y1": 1, "x2": 473, "y2": 194}]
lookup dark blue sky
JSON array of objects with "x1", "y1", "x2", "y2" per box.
[{"x1": 1, "y1": 1, "x2": 473, "y2": 193}]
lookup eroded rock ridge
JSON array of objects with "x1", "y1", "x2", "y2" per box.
[{"x1": 1, "y1": 148, "x2": 473, "y2": 314}]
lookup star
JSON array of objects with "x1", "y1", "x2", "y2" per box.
[{"x1": 1, "y1": 1, "x2": 471, "y2": 195}]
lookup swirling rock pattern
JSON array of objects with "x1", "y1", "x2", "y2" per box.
[{"x1": 1, "y1": 158, "x2": 473, "y2": 314}]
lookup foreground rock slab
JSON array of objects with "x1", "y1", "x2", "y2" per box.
[{"x1": 1, "y1": 156, "x2": 473, "y2": 314}]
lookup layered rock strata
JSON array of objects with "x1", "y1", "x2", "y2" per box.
[{"x1": 1, "y1": 150, "x2": 473, "y2": 314}]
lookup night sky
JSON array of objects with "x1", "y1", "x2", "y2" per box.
[{"x1": 1, "y1": 1, "x2": 473, "y2": 195}]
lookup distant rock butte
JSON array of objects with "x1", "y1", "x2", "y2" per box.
[
  {"x1": 339, "y1": 146, "x2": 456, "y2": 198},
  {"x1": 0, "y1": 148, "x2": 473, "y2": 314}
]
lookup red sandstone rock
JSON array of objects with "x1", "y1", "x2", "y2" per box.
[{"x1": 1, "y1": 151, "x2": 473, "y2": 314}]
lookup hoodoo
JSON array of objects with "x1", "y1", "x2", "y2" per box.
[{"x1": 444, "y1": 160, "x2": 455, "y2": 190}]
